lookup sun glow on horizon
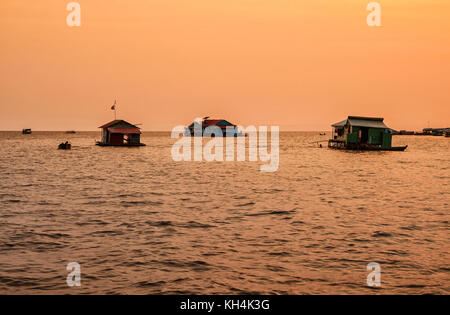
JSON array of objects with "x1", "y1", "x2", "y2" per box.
[{"x1": 0, "y1": 0, "x2": 449, "y2": 131}]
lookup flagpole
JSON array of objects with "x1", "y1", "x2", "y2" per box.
[{"x1": 113, "y1": 100, "x2": 117, "y2": 120}]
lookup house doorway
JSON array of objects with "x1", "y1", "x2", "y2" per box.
[{"x1": 361, "y1": 127, "x2": 369, "y2": 143}]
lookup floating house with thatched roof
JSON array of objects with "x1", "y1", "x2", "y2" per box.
[
  {"x1": 328, "y1": 116, "x2": 407, "y2": 151},
  {"x1": 96, "y1": 120, "x2": 145, "y2": 146}
]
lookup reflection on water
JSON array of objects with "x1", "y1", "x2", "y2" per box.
[{"x1": 0, "y1": 131, "x2": 448, "y2": 294}]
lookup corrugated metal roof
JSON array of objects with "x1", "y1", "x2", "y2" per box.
[
  {"x1": 348, "y1": 118, "x2": 388, "y2": 129},
  {"x1": 203, "y1": 119, "x2": 224, "y2": 126},
  {"x1": 331, "y1": 119, "x2": 347, "y2": 127},
  {"x1": 98, "y1": 120, "x2": 139, "y2": 129},
  {"x1": 107, "y1": 127, "x2": 141, "y2": 134},
  {"x1": 203, "y1": 119, "x2": 235, "y2": 127},
  {"x1": 188, "y1": 119, "x2": 236, "y2": 128},
  {"x1": 331, "y1": 116, "x2": 388, "y2": 129},
  {"x1": 99, "y1": 120, "x2": 122, "y2": 128}
]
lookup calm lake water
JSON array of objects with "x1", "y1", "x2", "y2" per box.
[{"x1": 0, "y1": 131, "x2": 448, "y2": 294}]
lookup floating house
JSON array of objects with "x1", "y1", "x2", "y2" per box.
[
  {"x1": 328, "y1": 116, "x2": 407, "y2": 151},
  {"x1": 187, "y1": 117, "x2": 244, "y2": 137},
  {"x1": 422, "y1": 128, "x2": 450, "y2": 136},
  {"x1": 96, "y1": 120, "x2": 145, "y2": 146},
  {"x1": 22, "y1": 128, "x2": 32, "y2": 134}
]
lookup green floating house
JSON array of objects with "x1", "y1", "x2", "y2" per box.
[{"x1": 328, "y1": 116, "x2": 407, "y2": 151}]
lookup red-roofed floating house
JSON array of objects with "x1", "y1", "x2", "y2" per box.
[
  {"x1": 187, "y1": 117, "x2": 245, "y2": 137},
  {"x1": 96, "y1": 120, "x2": 146, "y2": 146}
]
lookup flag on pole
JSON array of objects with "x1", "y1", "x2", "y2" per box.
[{"x1": 111, "y1": 100, "x2": 116, "y2": 110}]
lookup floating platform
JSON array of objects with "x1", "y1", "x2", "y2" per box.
[
  {"x1": 96, "y1": 141, "x2": 146, "y2": 147},
  {"x1": 328, "y1": 140, "x2": 407, "y2": 151},
  {"x1": 185, "y1": 132, "x2": 247, "y2": 137},
  {"x1": 328, "y1": 145, "x2": 408, "y2": 151}
]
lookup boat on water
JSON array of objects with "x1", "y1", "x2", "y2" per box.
[
  {"x1": 328, "y1": 116, "x2": 407, "y2": 151},
  {"x1": 58, "y1": 142, "x2": 71, "y2": 150},
  {"x1": 22, "y1": 128, "x2": 32, "y2": 134},
  {"x1": 65, "y1": 130, "x2": 76, "y2": 134},
  {"x1": 96, "y1": 119, "x2": 146, "y2": 147}
]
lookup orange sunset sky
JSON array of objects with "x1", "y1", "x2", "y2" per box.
[{"x1": 0, "y1": 0, "x2": 449, "y2": 131}]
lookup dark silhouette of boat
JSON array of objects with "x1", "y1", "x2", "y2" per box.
[
  {"x1": 22, "y1": 129, "x2": 32, "y2": 134},
  {"x1": 58, "y1": 142, "x2": 71, "y2": 150}
]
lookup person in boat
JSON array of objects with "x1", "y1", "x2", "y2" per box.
[{"x1": 58, "y1": 141, "x2": 71, "y2": 149}]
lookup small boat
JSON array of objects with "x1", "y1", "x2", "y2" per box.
[
  {"x1": 65, "y1": 130, "x2": 76, "y2": 134},
  {"x1": 22, "y1": 129, "x2": 32, "y2": 134},
  {"x1": 58, "y1": 142, "x2": 71, "y2": 150}
]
